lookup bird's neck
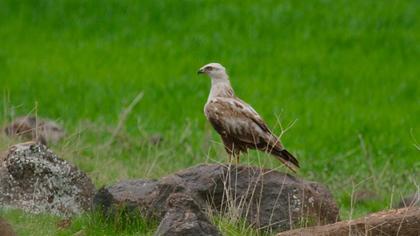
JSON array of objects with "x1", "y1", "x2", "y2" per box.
[{"x1": 208, "y1": 77, "x2": 234, "y2": 101}]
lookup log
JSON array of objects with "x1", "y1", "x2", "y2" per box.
[{"x1": 278, "y1": 207, "x2": 420, "y2": 236}]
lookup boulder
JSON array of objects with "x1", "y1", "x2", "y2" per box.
[
  {"x1": 94, "y1": 164, "x2": 339, "y2": 233},
  {"x1": 154, "y1": 193, "x2": 222, "y2": 236},
  {"x1": 0, "y1": 143, "x2": 95, "y2": 216},
  {"x1": 149, "y1": 133, "x2": 164, "y2": 145},
  {"x1": 277, "y1": 207, "x2": 420, "y2": 236},
  {"x1": 396, "y1": 193, "x2": 419, "y2": 208},
  {"x1": 3, "y1": 116, "x2": 65, "y2": 145},
  {"x1": 94, "y1": 179, "x2": 159, "y2": 218},
  {"x1": 353, "y1": 189, "x2": 380, "y2": 203}
]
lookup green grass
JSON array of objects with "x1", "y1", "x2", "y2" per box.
[
  {"x1": 0, "y1": 0, "x2": 419, "y2": 235},
  {"x1": 0, "y1": 208, "x2": 157, "y2": 236}
]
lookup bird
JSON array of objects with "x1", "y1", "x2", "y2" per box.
[{"x1": 198, "y1": 62, "x2": 299, "y2": 172}]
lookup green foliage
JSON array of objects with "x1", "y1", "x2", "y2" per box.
[
  {"x1": 0, "y1": 0, "x2": 419, "y2": 235},
  {"x1": 212, "y1": 216, "x2": 270, "y2": 236}
]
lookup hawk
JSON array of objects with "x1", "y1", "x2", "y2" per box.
[{"x1": 198, "y1": 63, "x2": 299, "y2": 172}]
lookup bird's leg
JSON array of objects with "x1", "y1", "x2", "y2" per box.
[
  {"x1": 235, "y1": 155, "x2": 240, "y2": 164},
  {"x1": 227, "y1": 154, "x2": 233, "y2": 163},
  {"x1": 232, "y1": 148, "x2": 240, "y2": 164},
  {"x1": 225, "y1": 143, "x2": 235, "y2": 163}
]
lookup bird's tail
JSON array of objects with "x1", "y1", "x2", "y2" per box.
[{"x1": 270, "y1": 148, "x2": 299, "y2": 173}]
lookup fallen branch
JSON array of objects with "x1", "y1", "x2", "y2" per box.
[{"x1": 277, "y1": 207, "x2": 420, "y2": 236}]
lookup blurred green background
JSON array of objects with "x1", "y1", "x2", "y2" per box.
[{"x1": 0, "y1": 0, "x2": 419, "y2": 235}]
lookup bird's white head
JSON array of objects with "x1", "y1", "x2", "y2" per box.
[{"x1": 197, "y1": 62, "x2": 228, "y2": 80}]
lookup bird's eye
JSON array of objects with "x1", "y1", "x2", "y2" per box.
[{"x1": 206, "y1": 66, "x2": 213, "y2": 71}]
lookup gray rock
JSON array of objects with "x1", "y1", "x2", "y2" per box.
[
  {"x1": 353, "y1": 189, "x2": 380, "y2": 203},
  {"x1": 3, "y1": 116, "x2": 65, "y2": 145},
  {"x1": 94, "y1": 164, "x2": 339, "y2": 233},
  {"x1": 0, "y1": 143, "x2": 95, "y2": 216},
  {"x1": 154, "y1": 193, "x2": 221, "y2": 236},
  {"x1": 149, "y1": 133, "x2": 164, "y2": 145},
  {"x1": 396, "y1": 193, "x2": 420, "y2": 208},
  {"x1": 94, "y1": 179, "x2": 159, "y2": 218}
]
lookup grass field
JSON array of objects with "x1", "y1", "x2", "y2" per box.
[{"x1": 0, "y1": 0, "x2": 419, "y2": 235}]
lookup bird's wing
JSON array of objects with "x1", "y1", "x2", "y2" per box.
[
  {"x1": 205, "y1": 97, "x2": 281, "y2": 148},
  {"x1": 235, "y1": 98, "x2": 271, "y2": 133}
]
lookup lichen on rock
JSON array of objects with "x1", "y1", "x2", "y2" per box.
[{"x1": 0, "y1": 143, "x2": 95, "y2": 216}]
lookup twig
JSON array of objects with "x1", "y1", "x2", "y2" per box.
[
  {"x1": 409, "y1": 128, "x2": 420, "y2": 151},
  {"x1": 105, "y1": 91, "x2": 144, "y2": 146},
  {"x1": 358, "y1": 134, "x2": 379, "y2": 192},
  {"x1": 274, "y1": 114, "x2": 298, "y2": 139}
]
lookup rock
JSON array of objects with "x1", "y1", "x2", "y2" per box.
[
  {"x1": 94, "y1": 164, "x2": 339, "y2": 233},
  {"x1": 353, "y1": 189, "x2": 380, "y2": 203},
  {"x1": 0, "y1": 217, "x2": 16, "y2": 236},
  {"x1": 94, "y1": 179, "x2": 159, "y2": 218},
  {"x1": 277, "y1": 207, "x2": 420, "y2": 236},
  {"x1": 396, "y1": 193, "x2": 420, "y2": 208},
  {"x1": 0, "y1": 143, "x2": 96, "y2": 216},
  {"x1": 3, "y1": 116, "x2": 65, "y2": 145},
  {"x1": 154, "y1": 193, "x2": 222, "y2": 236},
  {"x1": 149, "y1": 133, "x2": 164, "y2": 145}
]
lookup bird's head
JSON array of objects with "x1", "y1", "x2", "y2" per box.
[{"x1": 197, "y1": 63, "x2": 228, "y2": 80}]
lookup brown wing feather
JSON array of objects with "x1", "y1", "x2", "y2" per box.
[
  {"x1": 235, "y1": 98, "x2": 271, "y2": 133},
  {"x1": 205, "y1": 97, "x2": 279, "y2": 148},
  {"x1": 205, "y1": 98, "x2": 260, "y2": 145},
  {"x1": 205, "y1": 97, "x2": 299, "y2": 171},
  {"x1": 233, "y1": 98, "x2": 284, "y2": 150}
]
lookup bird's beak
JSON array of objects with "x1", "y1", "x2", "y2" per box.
[{"x1": 197, "y1": 68, "x2": 205, "y2": 75}]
